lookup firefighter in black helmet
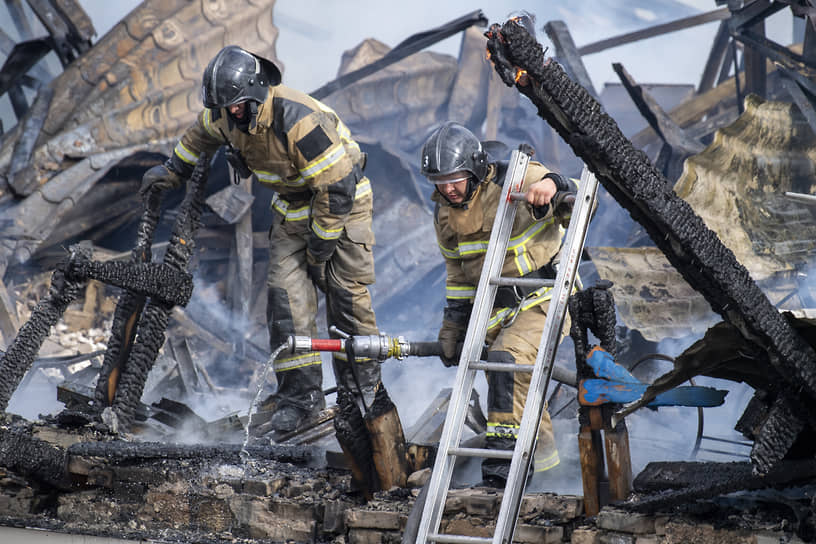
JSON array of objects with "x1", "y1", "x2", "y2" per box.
[
  {"x1": 141, "y1": 45, "x2": 388, "y2": 438},
  {"x1": 421, "y1": 121, "x2": 576, "y2": 487}
]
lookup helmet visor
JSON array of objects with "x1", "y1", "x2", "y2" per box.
[{"x1": 428, "y1": 172, "x2": 472, "y2": 185}]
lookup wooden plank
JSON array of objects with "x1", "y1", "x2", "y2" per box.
[
  {"x1": 543, "y1": 20, "x2": 598, "y2": 99},
  {"x1": 447, "y1": 26, "x2": 490, "y2": 126},
  {"x1": 612, "y1": 62, "x2": 704, "y2": 154},
  {"x1": 484, "y1": 69, "x2": 503, "y2": 140},
  {"x1": 737, "y1": 27, "x2": 816, "y2": 71},
  {"x1": 631, "y1": 71, "x2": 747, "y2": 148},
  {"x1": 578, "y1": 424, "x2": 604, "y2": 517},
  {"x1": 743, "y1": 20, "x2": 767, "y2": 98},
  {"x1": 232, "y1": 175, "x2": 253, "y2": 322},
  {"x1": 685, "y1": 105, "x2": 739, "y2": 140},
  {"x1": 631, "y1": 42, "x2": 806, "y2": 147},
  {"x1": 578, "y1": 7, "x2": 729, "y2": 56},
  {"x1": 727, "y1": 0, "x2": 786, "y2": 32},
  {"x1": 204, "y1": 183, "x2": 254, "y2": 224},
  {"x1": 803, "y1": 11, "x2": 816, "y2": 66},
  {"x1": 780, "y1": 75, "x2": 816, "y2": 137},
  {"x1": 698, "y1": 21, "x2": 730, "y2": 93},
  {"x1": 604, "y1": 422, "x2": 632, "y2": 502}
]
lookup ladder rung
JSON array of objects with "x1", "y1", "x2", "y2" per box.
[
  {"x1": 469, "y1": 361, "x2": 534, "y2": 373},
  {"x1": 428, "y1": 534, "x2": 492, "y2": 544},
  {"x1": 448, "y1": 447, "x2": 514, "y2": 459},
  {"x1": 490, "y1": 276, "x2": 554, "y2": 288}
]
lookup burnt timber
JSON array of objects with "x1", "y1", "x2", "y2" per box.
[{"x1": 485, "y1": 18, "x2": 816, "y2": 476}]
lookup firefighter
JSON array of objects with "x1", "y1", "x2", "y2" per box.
[
  {"x1": 420, "y1": 121, "x2": 575, "y2": 487},
  {"x1": 140, "y1": 45, "x2": 383, "y2": 434}
]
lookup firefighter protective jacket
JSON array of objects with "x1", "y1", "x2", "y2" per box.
[
  {"x1": 168, "y1": 84, "x2": 371, "y2": 262},
  {"x1": 432, "y1": 161, "x2": 573, "y2": 328}
]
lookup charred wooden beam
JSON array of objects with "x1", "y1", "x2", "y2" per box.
[
  {"x1": 26, "y1": 0, "x2": 94, "y2": 67},
  {"x1": 742, "y1": 20, "x2": 768, "y2": 98},
  {"x1": 150, "y1": 397, "x2": 207, "y2": 431},
  {"x1": 334, "y1": 388, "x2": 378, "y2": 499},
  {"x1": 311, "y1": 10, "x2": 487, "y2": 100},
  {"x1": 727, "y1": 0, "x2": 787, "y2": 32},
  {"x1": 67, "y1": 259, "x2": 192, "y2": 308},
  {"x1": 780, "y1": 72, "x2": 816, "y2": 137},
  {"x1": 750, "y1": 396, "x2": 806, "y2": 474},
  {"x1": 612, "y1": 62, "x2": 704, "y2": 180},
  {"x1": 106, "y1": 155, "x2": 209, "y2": 433},
  {"x1": 0, "y1": 416, "x2": 73, "y2": 490},
  {"x1": 94, "y1": 188, "x2": 162, "y2": 411},
  {"x1": 485, "y1": 18, "x2": 816, "y2": 472},
  {"x1": 736, "y1": 27, "x2": 816, "y2": 72},
  {"x1": 685, "y1": 106, "x2": 739, "y2": 141},
  {"x1": 228, "y1": 174, "x2": 253, "y2": 323},
  {"x1": 629, "y1": 458, "x2": 816, "y2": 512},
  {"x1": 803, "y1": 10, "x2": 816, "y2": 66},
  {"x1": 543, "y1": 20, "x2": 597, "y2": 99},
  {"x1": 7, "y1": 86, "x2": 53, "y2": 193},
  {"x1": 0, "y1": 39, "x2": 51, "y2": 99},
  {"x1": 699, "y1": 21, "x2": 731, "y2": 93},
  {"x1": 577, "y1": 7, "x2": 729, "y2": 56},
  {"x1": 365, "y1": 384, "x2": 409, "y2": 491},
  {"x1": 67, "y1": 440, "x2": 319, "y2": 465},
  {"x1": 0, "y1": 244, "x2": 90, "y2": 411}
]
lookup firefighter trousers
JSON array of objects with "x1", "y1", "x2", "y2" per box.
[
  {"x1": 266, "y1": 210, "x2": 380, "y2": 412},
  {"x1": 481, "y1": 302, "x2": 567, "y2": 481}
]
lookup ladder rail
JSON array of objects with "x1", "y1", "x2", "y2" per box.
[
  {"x1": 416, "y1": 148, "x2": 532, "y2": 543},
  {"x1": 493, "y1": 166, "x2": 599, "y2": 544}
]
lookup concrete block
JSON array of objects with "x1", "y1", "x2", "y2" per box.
[
  {"x1": 349, "y1": 528, "x2": 393, "y2": 544},
  {"x1": 243, "y1": 477, "x2": 285, "y2": 496},
  {"x1": 323, "y1": 500, "x2": 353, "y2": 533},
  {"x1": 515, "y1": 523, "x2": 564, "y2": 543},
  {"x1": 521, "y1": 493, "x2": 584, "y2": 521},
  {"x1": 600, "y1": 533, "x2": 635, "y2": 544},
  {"x1": 571, "y1": 527, "x2": 601, "y2": 544},
  {"x1": 463, "y1": 493, "x2": 498, "y2": 516},
  {"x1": 597, "y1": 508, "x2": 655, "y2": 534},
  {"x1": 195, "y1": 497, "x2": 233, "y2": 533},
  {"x1": 346, "y1": 508, "x2": 402, "y2": 530},
  {"x1": 442, "y1": 516, "x2": 494, "y2": 538}
]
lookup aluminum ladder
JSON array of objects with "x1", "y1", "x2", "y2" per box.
[{"x1": 414, "y1": 149, "x2": 599, "y2": 544}]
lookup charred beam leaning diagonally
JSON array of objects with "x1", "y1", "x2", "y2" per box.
[
  {"x1": 0, "y1": 244, "x2": 91, "y2": 412},
  {"x1": 106, "y1": 154, "x2": 210, "y2": 433},
  {"x1": 0, "y1": 200, "x2": 194, "y2": 414},
  {"x1": 94, "y1": 188, "x2": 163, "y2": 410},
  {"x1": 485, "y1": 18, "x2": 816, "y2": 474}
]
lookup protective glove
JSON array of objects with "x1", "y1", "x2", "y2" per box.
[
  {"x1": 306, "y1": 253, "x2": 328, "y2": 293},
  {"x1": 139, "y1": 164, "x2": 181, "y2": 197},
  {"x1": 437, "y1": 319, "x2": 467, "y2": 367}
]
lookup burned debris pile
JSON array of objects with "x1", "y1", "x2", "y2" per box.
[
  {"x1": 2, "y1": 0, "x2": 816, "y2": 542},
  {"x1": 485, "y1": 11, "x2": 816, "y2": 518}
]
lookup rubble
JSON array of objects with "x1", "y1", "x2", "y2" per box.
[{"x1": 2, "y1": 1, "x2": 816, "y2": 542}]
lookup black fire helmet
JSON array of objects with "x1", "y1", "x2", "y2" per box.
[{"x1": 201, "y1": 45, "x2": 282, "y2": 109}]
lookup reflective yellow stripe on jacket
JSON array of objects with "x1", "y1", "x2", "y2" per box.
[
  {"x1": 438, "y1": 217, "x2": 557, "y2": 276},
  {"x1": 269, "y1": 178, "x2": 372, "y2": 222}
]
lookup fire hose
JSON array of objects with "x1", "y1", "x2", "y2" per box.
[{"x1": 283, "y1": 328, "x2": 577, "y2": 387}]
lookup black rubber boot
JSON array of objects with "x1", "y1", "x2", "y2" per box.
[
  {"x1": 480, "y1": 435, "x2": 516, "y2": 487},
  {"x1": 268, "y1": 365, "x2": 325, "y2": 433}
]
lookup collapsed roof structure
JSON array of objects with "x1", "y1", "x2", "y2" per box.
[{"x1": 1, "y1": 0, "x2": 816, "y2": 542}]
